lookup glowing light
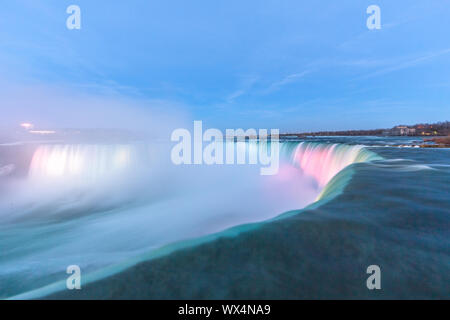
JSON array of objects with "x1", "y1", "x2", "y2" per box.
[
  {"x1": 29, "y1": 130, "x2": 56, "y2": 135},
  {"x1": 291, "y1": 143, "x2": 376, "y2": 187},
  {"x1": 114, "y1": 148, "x2": 131, "y2": 167},
  {"x1": 20, "y1": 123, "x2": 34, "y2": 130},
  {"x1": 28, "y1": 145, "x2": 135, "y2": 183}
]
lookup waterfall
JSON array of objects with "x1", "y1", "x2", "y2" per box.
[
  {"x1": 26, "y1": 142, "x2": 380, "y2": 193},
  {"x1": 28, "y1": 144, "x2": 140, "y2": 184},
  {"x1": 281, "y1": 142, "x2": 381, "y2": 188},
  {"x1": 2, "y1": 140, "x2": 382, "y2": 299},
  {"x1": 0, "y1": 164, "x2": 15, "y2": 177}
]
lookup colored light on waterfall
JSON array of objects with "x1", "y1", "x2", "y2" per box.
[
  {"x1": 28, "y1": 145, "x2": 135, "y2": 182},
  {"x1": 291, "y1": 143, "x2": 374, "y2": 187}
]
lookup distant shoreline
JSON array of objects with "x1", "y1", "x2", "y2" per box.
[
  {"x1": 280, "y1": 135, "x2": 450, "y2": 148},
  {"x1": 281, "y1": 121, "x2": 449, "y2": 138}
]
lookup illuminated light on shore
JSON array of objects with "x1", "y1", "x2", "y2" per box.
[
  {"x1": 20, "y1": 123, "x2": 34, "y2": 130},
  {"x1": 29, "y1": 130, "x2": 56, "y2": 135}
]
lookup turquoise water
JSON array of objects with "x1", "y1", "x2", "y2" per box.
[{"x1": 1, "y1": 137, "x2": 449, "y2": 299}]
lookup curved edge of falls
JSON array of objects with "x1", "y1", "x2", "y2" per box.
[{"x1": 6, "y1": 143, "x2": 383, "y2": 300}]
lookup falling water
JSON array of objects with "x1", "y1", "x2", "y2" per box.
[{"x1": 0, "y1": 141, "x2": 380, "y2": 298}]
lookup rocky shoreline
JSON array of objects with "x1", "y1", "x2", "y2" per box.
[{"x1": 394, "y1": 136, "x2": 450, "y2": 148}]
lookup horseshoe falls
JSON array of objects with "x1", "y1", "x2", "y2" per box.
[{"x1": 0, "y1": 137, "x2": 449, "y2": 299}]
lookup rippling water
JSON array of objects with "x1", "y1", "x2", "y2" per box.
[{"x1": 0, "y1": 137, "x2": 449, "y2": 299}]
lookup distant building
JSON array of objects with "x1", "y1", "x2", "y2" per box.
[{"x1": 391, "y1": 126, "x2": 416, "y2": 136}]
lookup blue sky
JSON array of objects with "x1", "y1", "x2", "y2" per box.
[{"x1": 1, "y1": 0, "x2": 450, "y2": 132}]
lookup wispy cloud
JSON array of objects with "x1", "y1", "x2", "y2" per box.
[
  {"x1": 226, "y1": 75, "x2": 259, "y2": 103},
  {"x1": 337, "y1": 16, "x2": 417, "y2": 50},
  {"x1": 263, "y1": 70, "x2": 311, "y2": 94},
  {"x1": 358, "y1": 48, "x2": 450, "y2": 79},
  {"x1": 225, "y1": 70, "x2": 312, "y2": 101}
]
